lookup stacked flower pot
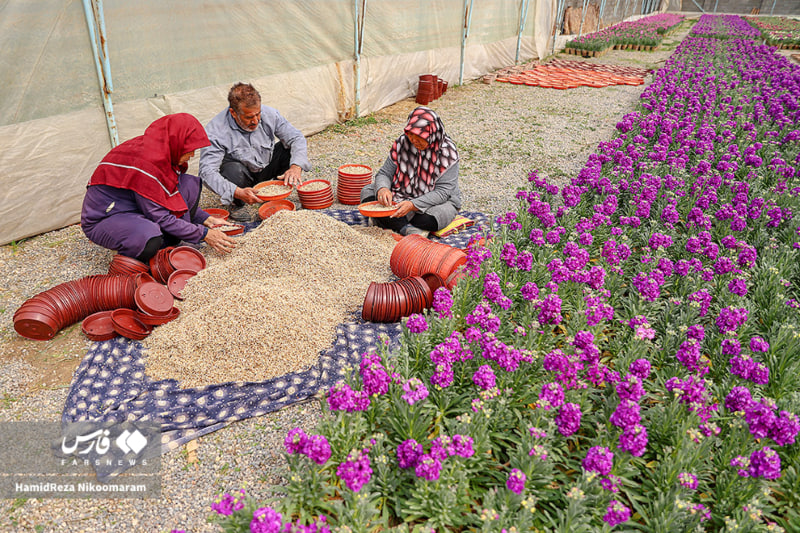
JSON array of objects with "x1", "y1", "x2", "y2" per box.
[
  {"x1": 14, "y1": 246, "x2": 207, "y2": 342},
  {"x1": 297, "y1": 179, "x2": 334, "y2": 210},
  {"x1": 416, "y1": 74, "x2": 448, "y2": 105},
  {"x1": 337, "y1": 165, "x2": 373, "y2": 205},
  {"x1": 361, "y1": 235, "x2": 466, "y2": 323}
]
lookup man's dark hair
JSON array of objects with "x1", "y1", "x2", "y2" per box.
[{"x1": 228, "y1": 82, "x2": 261, "y2": 112}]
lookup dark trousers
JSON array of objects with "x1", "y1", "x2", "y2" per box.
[
  {"x1": 220, "y1": 144, "x2": 293, "y2": 207},
  {"x1": 362, "y1": 195, "x2": 439, "y2": 232}
]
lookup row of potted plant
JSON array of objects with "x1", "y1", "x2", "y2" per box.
[
  {"x1": 564, "y1": 13, "x2": 685, "y2": 56},
  {"x1": 745, "y1": 16, "x2": 800, "y2": 49},
  {"x1": 205, "y1": 13, "x2": 799, "y2": 533}
]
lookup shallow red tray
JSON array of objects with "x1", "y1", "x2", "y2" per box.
[
  {"x1": 259, "y1": 199, "x2": 296, "y2": 219},
  {"x1": 359, "y1": 201, "x2": 398, "y2": 218},
  {"x1": 169, "y1": 246, "x2": 206, "y2": 273},
  {"x1": 135, "y1": 281, "x2": 175, "y2": 316},
  {"x1": 167, "y1": 269, "x2": 196, "y2": 300}
]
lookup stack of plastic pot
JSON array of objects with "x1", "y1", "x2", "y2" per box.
[
  {"x1": 416, "y1": 74, "x2": 448, "y2": 105},
  {"x1": 390, "y1": 234, "x2": 466, "y2": 289}
]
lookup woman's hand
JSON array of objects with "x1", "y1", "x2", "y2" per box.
[
  {"x1": 204, "y1": 216, "x2": 228, "y2": 227},
  {"x1": 376, "y1": 187, "x2": 394, "y2": 206},
  {"x1": 203, "y1": 228, "x2": 236, "y2": 254},
  {"x1": 391, "y1": 200, "x2": 417, "y2": 218}
]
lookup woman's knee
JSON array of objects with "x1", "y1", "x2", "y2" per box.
[{"x1": 135, "y1": 236, "x2": 164, "y2": 263}]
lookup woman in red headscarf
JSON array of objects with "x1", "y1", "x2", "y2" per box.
[
  {"x1": 81, "y1": 113, "x2": 236, "y2": 260},
  {"x1": 360, "y1": 106, "x2": 461, "y2": 237}
]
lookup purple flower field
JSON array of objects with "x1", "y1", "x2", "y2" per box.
[{"x1": 209, "y1": 15, "x2": 800, "y2": 533}]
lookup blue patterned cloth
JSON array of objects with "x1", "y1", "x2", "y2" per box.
[{"x1": 62, "y1": 209, "x2": 490, "y2": 452}]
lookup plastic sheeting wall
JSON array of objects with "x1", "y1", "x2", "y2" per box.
[{"x1": 0, "y1": 0, "x2": 555, "y2": 245}]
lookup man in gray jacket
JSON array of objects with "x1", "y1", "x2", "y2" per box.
[{"x1": 199, "y1": 82, "x2": 312, "y2": 222}]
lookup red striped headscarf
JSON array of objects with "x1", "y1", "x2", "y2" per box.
[
  {"x1": 389, "y1": 106, "x2": 458, "y2": 200},
  {"x1": 88, "y1": 113, "x2": 210, "y2": 216}
]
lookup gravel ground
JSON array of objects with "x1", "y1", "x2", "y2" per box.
[{"x1": 0, "y1": 21, "x2": 693, "y2": 533}]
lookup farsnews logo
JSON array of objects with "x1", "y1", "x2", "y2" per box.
[{"x1": 60, "y1": 428, "x2": 148, "y2": 456}]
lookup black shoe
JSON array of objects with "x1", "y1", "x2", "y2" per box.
[{"x1": 229, "y1": 206, "x2": 255, "y2": 223}]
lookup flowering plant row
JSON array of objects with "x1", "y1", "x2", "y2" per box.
[
  {"x1": 565, "y1": 13, "x2": 684, "y2": 53},
  {"x1": 209, "y1": 14, "x2": 799, "y2": 533},
  {"x1": 689, "y1": 14, "x2": 762, "y2": 39},
  {"x1": 745, "y1": 16, "x2": 800, "y2": 48}
]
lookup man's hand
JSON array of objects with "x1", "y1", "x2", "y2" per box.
[
  {"x1": 391, "y1": 200, "x2": 417, "y2": 218},
  {"x1": 234, "y1": 186, "x2": 261, "y2": 204},
  {"x1": 203, "y1": 228, "x2": 237, "y2": 254},
  {"x1": 282, "y1": 165, "x2": 303, "y2": 187},
  {"x1": 376, "y1": 187, "x2": 394, "y2": 206}
]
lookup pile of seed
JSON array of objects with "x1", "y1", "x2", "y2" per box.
[
  {"x1": 256, "y1": 183, "x2": 293, "y2": 197},
  {"x1": 339, "y1": 165, "x2": 372, "y2": 175},
  {"x1": 143, "y1": 210, "x2": 397, "y2": 387},
  {"x1": 298, "y1": 181, "x2": 330, "y2": 192}
]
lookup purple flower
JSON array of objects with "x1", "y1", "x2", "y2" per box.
[
  {"x1": 555, "y1": 402, "x2": 582, "y2": 436},
  {"x1": 749, "y1": 336, "x2": 770, "y2": 353},
  {"x1": 401, "y1": 377, "x2": 429, "y2": 405},
  {"x1": 748, "y1": 447, "x2": 781, "y2": 479},
  {"x1": 211, "y1": 489, "x2": 245, "y2": 516},
  {"x1": 432, "y1": 287, "x2": 453, "y2": 318},
  {"x1": 521, "y1": 282, "x2": 540, "y2": 301},
  {"x1": 601, "y1": 475, "x2": 621, "y2": 493},
  {"x1": 472, "y1": 364, "x2": 497, "y2": 390},
  {"x1": 618, "y1": 424, "x2": 648, "y2": 457},
  {"x1": 537, "y1": 293, "x2": 563, "y2": 325},
  {"x1": 745, "y1": 398, "x2": 778, "y2": 439},
  {"x1": 771, "y1": 411, "x2": 800, "y2": 446},
  {"x1": 414, "y1": 453, "x2": 442, "y2": 481},
  {"x1": 284, "y1": 428, "x2": 308, "y2": 454},
  {"x1": 610, "y1": 400, "x2": 641, "y2": 429},
  {"x1": 603, "y1": 500, "x2": 631, "y2": 527},
  {"x1": 506, "y1": 468, "x2": 526, "y2": 495},
  {"x1": 396, "y1": 439, "x2": 424, "y2": 469},
  {"x1": 405, "y1": 313, "x2": 428, "y2": 334},
  {"x1": 628, "y1": 359, "x2": 651, "y2": 380},
  {"x1": 360, "y1": 352, "x2": 390, "y2": 396},
  {"x1": 716, "y1": 307, "x2": 749, "y2": 334},
  {"x1": 725, "y1": 386, "x2": 753, "y2": 413},
  {"x1": 305, "y1": 435, "x2": 332, "y2": 465},
  {"x1": 337, "y1": 448, "x2": 372, "y2": 492},
  {"x1": 538, "y1": 381, "x2": 565, "y2": 410},
  {"x1": 728, "y1": 278, "x2": 748, "y2": 296},
  {"x1": 583, "y1": 446, "x2": 614, "y2": 476},
  {"x1": 678, "y1": 472, "x2": 698, "y2": 490},
  {"x1": 616, "y1": 374, "x2": 645, "y2": 402},
  {"x1": 250, "y1": 506, "x2": 284, "y2": 533},
  {"x1": 327, "y1": 382, "x2": 370, "y2": 412},
  {"x1": 451, "y1": 434, "x2": 475, "y2": 458}
]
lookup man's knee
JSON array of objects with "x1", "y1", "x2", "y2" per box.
[{"x1": 220, "y1": 160, "x2": 255, "y2": 188}]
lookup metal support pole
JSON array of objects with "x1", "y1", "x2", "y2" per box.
[
  {"x1": 622, "y1": 0, "x2": 630, "y2": 21},
  {"x1": 689, "y1": 0, "x2": 705, "y2": 13},
  {"x1": 551, "y1": 0, "x2": 567, "y2": 56},
  {"x1": 614, "y1": 0, "x2": 620, "y2": 17},
  {"x1": 770, "y1": 0, "x2": 777, "y2": 15},
  {"x1": 597, "y1": 0, "x2": 608, "y2": 31},
  {"x1": 515, "y1": 0, "x2": 532, "y2": 64},
  {"x1": 353, "y1": 0, "x2": 366, "y2": 118},
  {"x1": 458, "y1": 0, "x2": 474, "y2": 85},
  {"x1": 578, "y1": 0, "x2": 589, "y2": 37},
  {"x1": 81, "y1": 0, "x2": 118, "y2": 147}
]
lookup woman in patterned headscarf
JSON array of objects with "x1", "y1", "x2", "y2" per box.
[{"x1": 360, "y1": 106, "x2": 461, "y2": 237}]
